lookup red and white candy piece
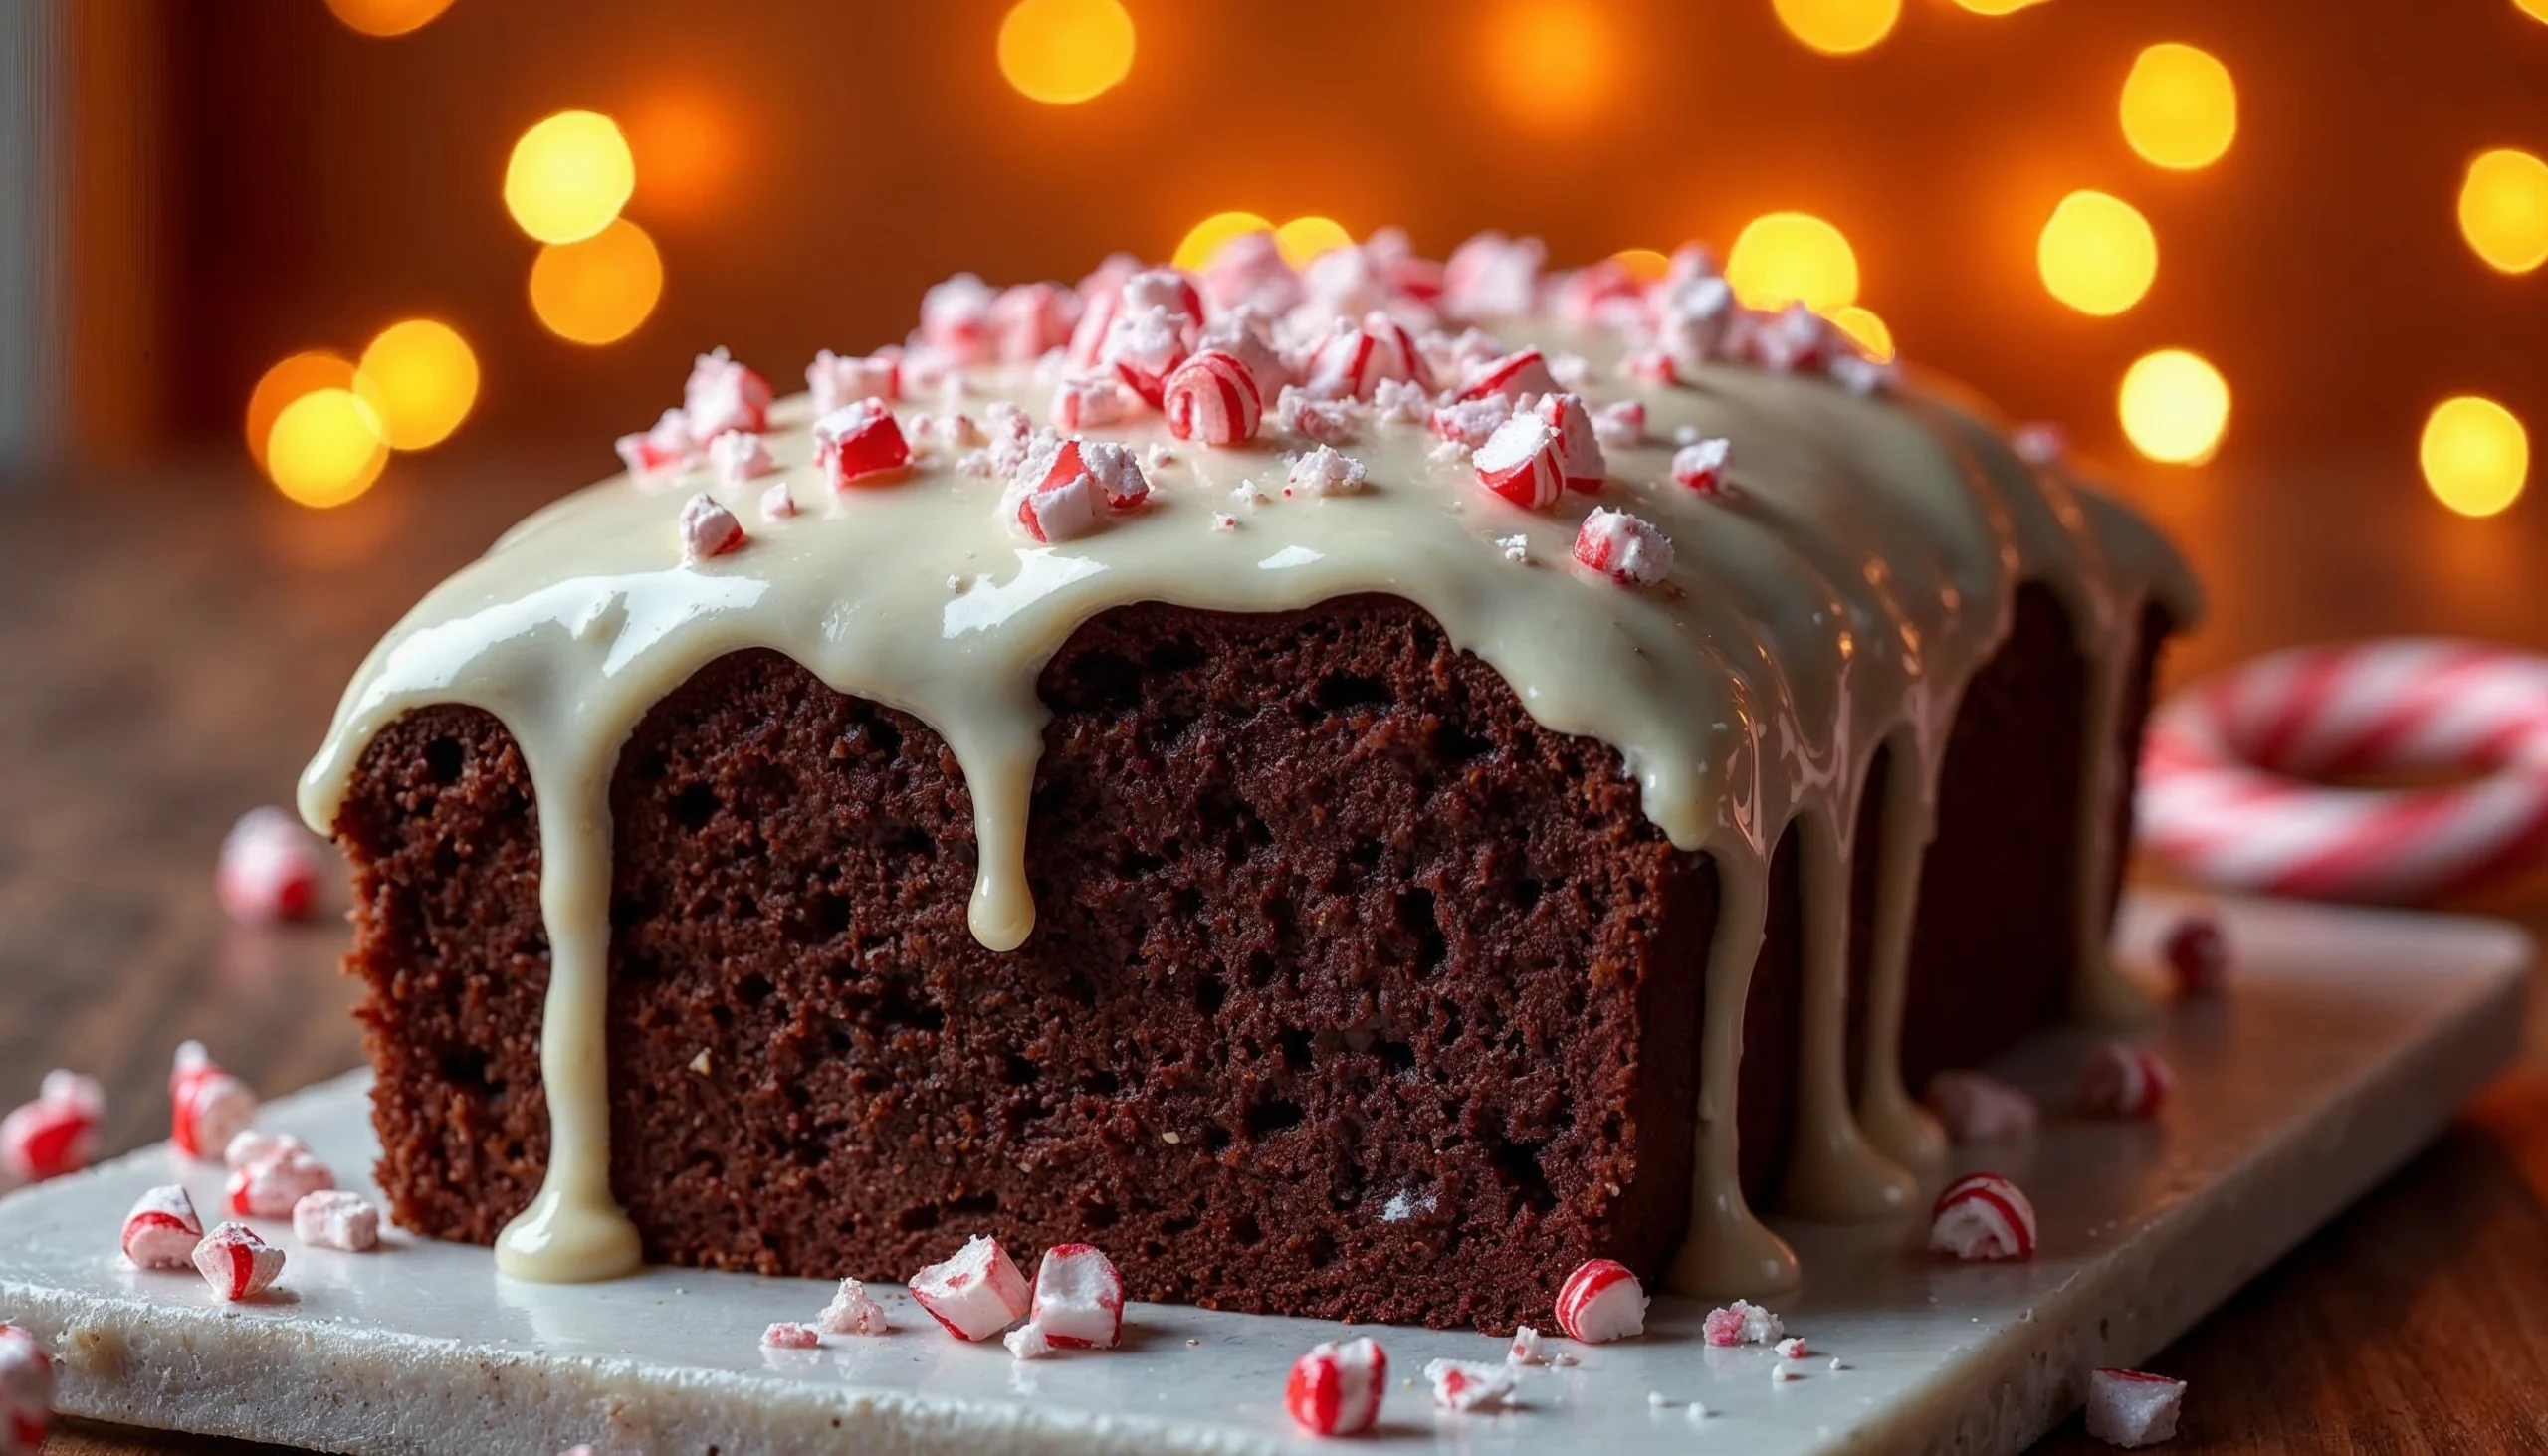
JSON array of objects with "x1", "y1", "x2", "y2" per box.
[
  {"x1": 1050, "y1": 375, "x2": 1139, "y2": 430},
  {"x1": 1620, "y1": 346, "x2": 1680, "y2": 387},
  {"x1": 808, "y1": 348, "x2": 902, "y2": 413},
  {"x1": 0, "y1": 1324, "x2": 50, "y2": 1455},
  {"x1": 1027, "y1": 1242, "x2": 1124, "y2": 1350},
  {"x1": 761, "y1": 1322, "x2": 821, "y2": 1351},
  {"x1": 1922, "y1": 1070, "x2": 2039, "y2": 1144},
  {"x1": 1163, "y1": 349, "x2": 1264, "y2": 446},
  {"x1": 677, "y1": 493, "x2": 745, "y2": 563},
  {"x1": 1573, "y1": 509, "x2": 1675, "y2": 587},
  {"x1": 1286, "y1": 445, "x2": 1367, "y2": 498},
  {"x1": 224, "y1": 1129, "x2": 303, "y2": 1170},
  {"x1": 1928, "y1": 1171, "x2": 2037, "y2": 1262},
  {"x1": 1284, "y1": 1336, "x2": 1387, "y2": 1437},
  {"x1": 193, "y1": 1222, "x2": 285, "y2": 1301},
  {"x1": 1, "y1": 1071, "x2": 101, "y2": 1183},
  {"x1": 811, "y1": 399, "x2": 911, "y2": 488},
  {"x1": 1472, "y1": 410, "x2": 1565, "y2": 510},
  {"x1": 1702, "y1": 1298, "x2": 1784, "y2": 1347},
  {"x1": 1554, "y1": 1257, "x2": 1648, "y2": 1344},
  {"x1": 1774, "y1": 1336, "x2": 1808, "y2": 1360},
  {"x1": 907, "y1": 1234, "x2": 1032, "y2": 1342},
  {"x1": 2079, "y1": 1044, "x2": 2173, "y2": 1120},
  {"x1": 292, "y1": 1189, "x2": 380, "y2": 1252},
  {"x1": 1275, "y1": 385, "x2": 1356, "y2": 445},
  {"x1": 707, "y1": 430, "x2": 774, "y2": 487},
  {"x1": 817, "y1": 1277, "x2": 890, "y2": 1336},
  {"x1": 1099, "y1": 305, "x2": 1194, "y2": 407},
  {"x1": 169, "y1": 1041, "x2": 257, "y2": 1161},
  {"x1": 1306, "y1": 312, "x2": 1430, "y2": 401},
  {"x1": 1422, "y1": 1357, "x2": 1516, "y2": 1412},
  {"x1": 1428, "y1": 395, "x2": 1511, "y2": 451},
  {"x1": 217, "y1": 806, "x2": 320, "y2": 925},
  {"x1": 1442, "y1": 230, "x2": 1544, "y2": 318},
  {"x1": 1672, "y1": 438, "x2": 1732, "y2": 494},
  {"x1": 682, "y1": 347, "x2": 771, "y2": 442},
  {"x1": 1002, "y1": 1322, "x2": 1054, "y2": 1361},
  {"x1": 227, "y1": 1144, "x2": 334, "y2": 1219},
  {"x1": 1592, "y1": 399, "x2": 1645, "y2": 449},
  {"x1": 1456, "y1": 347, "x2": 1558, "y2": 403},
  {"x1": 918, "y1": 273, "x2": 998, "y2": 364},
  {"x1": 1537, "y1": 391, "x2": 1605, "y2": 492},
  {"x1": 1506, "y1": 1325, "x2": 1545, "y2": 1365},
  {"x1": 2086, "y1": 1367, "x2": 2186, "y2": 1448},
  {"x1": 2163, "y1": 913, "x2": 2230, "y2": 999},
  {"x1": 121, "y1": 1184, "x2": 205, "y2": 1269},
  {"x1": 989, "y1": 282, "x2": 1078, "y2": 363},
  {"x1": 1002, "y1": 436, "x2": 1149, "y2": 543},
  {"x1": 615, "y1": 407, "x2": 695, "y2": 479},
  {"x1": 759, "y1": 481, "x2": 797, "y2": 521}
]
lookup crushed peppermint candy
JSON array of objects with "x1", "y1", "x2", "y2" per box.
[
  {"x1": 1285, "y1": 1337, "x2": 1386, "y2": 1437},
  {"x1": 1458, "y1": 347, "x2": 1560, "y2": 403},
  {"x1": 1497, "y1": 534, "x2": 1529, "y2": 563},
  {"x1": 1, "y1": 1071, "x2": 102, "y2": 1183},
  {"x1": 1507, "y1": 1325, "x2": 1545, "y2": 1364},
  {"x1": 1423, "y1": 1357, "x2": 1517, "y2": 1412},
  {"x1": 1572, "y1": 508, "x2": 1674, "y2": 586},
  {"x1": 919, "y1": 273, "x2": 998, "y2": 364},
  {"x1": 2079, "y1": 1044, "x2": 2174, "y2": 1120},
  {"x1": 811, "y1": 398, "x2": 912, "y2": 487},
  {"x1": 1050, "y1": 374, "x2": 1140, "y2": 431},
  {"x1": 761, "y1": 1322, "x2": 822, "y2": 1351},
  {"x1": 1929, "y1": 1171, "x2": 2038, "y2": 1262},
  {"x1": 217, "y1": 807, "x2": 320, "y2": 925},
  {"x1": 759, "y1": 481, "x2": 797, "y2": 520},
  {"x1": 707, "y1": 431, "x2": 774, "y2": 487},
  {"x1": 1672, "y1": 437, "x2": 1732, "y2": 493},
  {"x1": 1554, "y1": 1258, "x2": 1648, "y2": 1343},
  {"x1": 817, "y1": 1277, "x2": 891, "y2": 1336},
  {"x1": 1775, "y1": 1337, "x2": 1808, "y2": 1359},
  {"x1": 1702, "y1": 1299, "x2": 1785, "y2": 1348},
  {"x1": 677, "y1": 493, "x2": 745, "y2": 563},
  {"x1": 1429, "y1": 394, "x2": 1513, "y2": 450},
  {"x1": 682, "y1": 348, "x2": 771, "y2": 442},
  {"x1": 2012, "y1": 421, "x2": 2067, "y2": 468},
  {"x1": 193, "y1": 1222, "x2": 285, "y2": 1301},
  {"x1": 121, "y1": 1184, "x2": 205, "y2": 1269},
  {"x1": 292, "y1": 1189, "x2": 380, "y2": 1252},
  {"x1": 1592, "y1": 399, "x2": 1645, "y2": 448},
  {"x1": 1472, "y1": 410, "x2": 1566, "y2": 510},
  {"x1": 908, "y1": 1234, "x2": 1031, "y2": 1342},
  {"x1": 808, "y1": 348, "x2": 901, "y2": 412},
  {"x1": 1162, "y1": 349, "x2": 1264, "y2": 446},
  {"x1": 1275, "y1": 385, "x2": 1357, "y2": 444},
  {"x1": 1211, "y1": 513, "x2": 1238, "y2": 531},
  {"x1": 169, "y1": 1040, "x2": 257, "y2": 1162},
  {"x1": 1002, "y1": 1322, "x2": 1054, "y2": 1360},
  {"x1": 2086, "y1": 1367, "x2": 2187, "y2": 1448},
  {"x1": 226, "y1": 1143, "x2": 333, "y2": 1219},
  {"x1": 615, "y1": 408, "x2": 695, "y2": 479},
  {"x1": 1286, "y1": 445, "x2": 1367, "y2": 498},
  {"x1": 1027, "y1": 1243, "x2": 1125, "y2": 1350},
  {"x1": 1536, "y1": 391, "x2": 1606, "y2": 492},
  {"x1": 1620, "y1": 346, "x2": 1679, "y2": 386},
  {"x1": 1370, "y1": 376, "x2": 1433, "y2": 424}
]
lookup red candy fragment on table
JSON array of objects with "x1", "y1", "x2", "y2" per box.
[
  {"x1": 293, "y1": 1189, "x2": 380, "y2": 1252},
  {"x1": 2163, "y1": 913, "x2": 2230, "y2": 999},
  {"x1": 193, "y1": 1222, "x2": 285, "y2": 1301},
  {"x1": 682, "y1": 347, "x2": 771, "y2": 442},
  {"x1": 1473, "y1": 411, "x2": 1566, "y2": 510},
  {"x1": 1506, "y1": 1325, "x2": 1545, "y2": 1365},
  {"x1": 2086, "y1": 1367, "x2": 2187, "y2": 1448},
  {"x1": 1285, "y1": 1336, "x2": 1387, "y2": 1437},
  {"x1": 1620, "y1": 346, "x2": 1680, "y2": 387},
  {"x1": 907, "y1": 1234, "x2": 1032, "y2": 1342},
  {"x1": 1672, "y1": 438, "x2": 1732, "y2": 494},
  {"x1": 1307, "y1": 312, "x2": 1430, "y2": 401},
  {"x1": 1555, "y1": 1257, "x2": 1649, "y2": 1343},
  {"x1": 677, "y1": 493, "x2": 745, "y2": 564},
  {"x1": 761, "y1": 1322, "x2": 821, "y2": 1351},
  {"x1": 169, "y1": 1040, "x2": 258, "y2": 1161},
  {"x1": 1, "y1": 1070, "x2": 102, "y2": 1183},
  {"x1": 1422, "y1": 1356, "x2": 1516, "y2": 1412},
  {"x1": 1775, "y1": 1336, "x2": 1808, "y2": 1359},
  {"x1": 1163, "y1": 349, "x2": 1265, "y2": 446},
  {"x1": 0, "y1": 1324, "x2": 50, "y2": 1455},
  {"x1": 1701, "y1": 1298, "x2": 1784, "y2": 1347},
  {"x1": 1928, "y1": 1171, "x2": 2037, "y2": 1262},
  {"x1": 1002, "y1": 1322, "x2": 1054, "y2": 1361},
  {"x1": 816, "y1": 1276, "x2": 890, "y2": 1336},
  {"x1": 227, "y1": 1144, "x2": 334, "y2": 1219},
  {"x1": 1027, "y1": 1242, "x2": 1124, "y2": 1350},
  {"x1": 2079, "y1": 1044, "x2": 2174, "y2": 1119},
  {"x1": 217, "y1": 806, "x2": 320, "y2": 926},
  {"x1": 223, "y1": 1130, "x2": 303, "y2": 1170},
  {"x1": 1456, "y1": 347, "x2": 1558, "y2": 403},
  {"x1": 1592, "y1": 399, "x2": 1645, "y2": 448},
  {"x1": 1572, "y1": 509, "x2": 1675, "y2": 587},
  {"x1": 808, "y1": 348, "x2": 902, "y2": 413},
  {"x1": 811, "y1": 399, "x2": 911, "y2": 488},
  {"x1": 121, "y1": 1184, "x2": 205, "y2": 1269},
  {"x1": 1537, "y1": 391, "x2": 1606, "y2": 492},
  {"x1": 1922, "y1": 1070, "x2": 2039, "y2": 1144}
]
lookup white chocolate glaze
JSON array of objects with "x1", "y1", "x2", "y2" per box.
[{"x1": 301, "y1": 244, "x2": 2199, "y2": 1298}]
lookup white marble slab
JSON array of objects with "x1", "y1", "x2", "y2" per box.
[{"x1": 0, "y1": 891, "x2": 2527, "y2": 1456}]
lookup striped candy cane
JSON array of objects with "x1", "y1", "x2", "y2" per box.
[{"x1": 2137, "y1": 639, "x2": 2548, "y2": 903}]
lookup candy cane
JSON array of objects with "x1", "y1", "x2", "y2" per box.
[{"x1": 2137, "y1": 639, "x2": 2548, "y2": 903}]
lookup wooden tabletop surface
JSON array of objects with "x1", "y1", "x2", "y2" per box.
[{"x1": 3, "y1": 448, "x2": 2544, "y2": 1453}]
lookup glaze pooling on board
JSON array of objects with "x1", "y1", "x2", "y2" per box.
[{"x1": 300, "y1": 294, "x2": 2198, "y2": 1296}]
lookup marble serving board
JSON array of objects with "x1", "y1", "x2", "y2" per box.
[{"x1": 0, "y1": 891, "x2": 2527, "y2": 1456}]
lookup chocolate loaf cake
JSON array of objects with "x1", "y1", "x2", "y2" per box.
[{"x1": 304, "y1": 227, "x2": 2199, "y2": 1331}]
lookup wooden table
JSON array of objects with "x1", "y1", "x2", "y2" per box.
[{"x1": 3, "y1": 449, "x2": 2543, "y2": 1453}]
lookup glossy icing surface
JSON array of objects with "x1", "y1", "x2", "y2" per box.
[{"x1": 301, "y1": 233, "x2": 2200, "y2": 1295}]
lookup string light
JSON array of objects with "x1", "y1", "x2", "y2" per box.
[
  {"x1": 997, "y1": 0, "x2": 1136, "y2": 104},
  {"x1": 266, "y1": 389, "x2": 389, "y2": 509},
  {"x1": 2036, "y1": 190, "x2": 2157, "y2": 316},
  {"x1": 1611, "y1": 248, "x2": 1671, "y2": 282},
  {"x1": 2457, "y1": 149, "x2": 2548, "y2": 275},
  {"x1": 245, "y1": 351, "x2": 359, "y2": 469},
  {"x1": 1172, "y1": 212, "x2": 1272, "y2": 271},
  {"x1": 1274, "y1": 217, "x2": 1354, "y2": 267},
  {"x1": 2119, "y1": 43, "x2": 2236, "y2": 171},
  {"x1": 1482, "y1": 0, "x2": 1612, "y2": 130},
  {"x1": 322, "y1": 0, "x2": 453, "y2": 37},
  {"x1": 2118, "y1": 349, "x2": 2229, "y2": 464},
  {"x1": 1725, "y1": 213, "x2": 1860, "y2": 312},
  {"x1": 530, "y1": 218, "x2": 664, "y2": 345},
  {"x1": 356, "y1": 320, "x2": 479, "y2": 451},
  {"x1": 1829, "y1": 305, "x2": 1894, "y2": 362},
  {"x1": 1772, "y1": 0, "x2": 1902, "y2": 56},
  {"x1": 2422, "y1": 396, "x2": 2528, "y2": 518},
  {"x1": 504, "y1": 111, "x2": 636, "y2": 245}
]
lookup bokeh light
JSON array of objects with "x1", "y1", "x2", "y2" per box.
[
  {"x1": 2457, "y1": 149, "x2": 2548, "y2": 274},
  {"x1": 1829, "y1": 305, "x2": 1894, "y2": 363},
  {"x1": 1274, "y1": 217, "x2": 1354, "y2": 268},
  {"x1": 625, "y1": 90, "x2": 735, "y2": 219},
  {"x1": 503, "y1": 110, "x2": 636, "y2": 245},
  {"x1": 1611, "y1": 248, "x2": 1671, "y2": 282},
  {"x1": 2036, "y1": 190, "x2": 2158, "y2": 316},
  {"x1": 2521, "y1": 0, "x2": 2548, "y2": 23},
  {"x1": 2422, "y1": 396, "x2": 2528, "y2": 518},
  {"x1": 996, "y1": 0, "x2": 1136, "y2": 104},
  {"x1": 2120, "y1": 43, "x2": 2237, "y2": 171},
  {"x1": 1951, "y1": 0, "x2": 2047, "y2": 12},
  {"x1": 1173, "y1": 211, "x2": 1273, "y2": 271},
  {"x1": 266, "y1": 389, "x2": 389, "y2": 509},
  {"x1": 1725, "y1": 213, "x2": 1860, "y2": 312},
  {"x1": 2119, "y1": 349, "x2": 2230, "y2": 464},
  {"x1": 356, "y1": 319, "x2": 479, "y2": 451},
  {"x1": 1482, "y1": 0, "x2": 1613, "y2": 131},
  {"x1": 322, "y1": 0, "x2": 454, "y2": 37},
  {"x1": 529, "y1": 218, "x2": 664, "y2": 345},
  {"x1": 245, "y1": 351, "x2": 358, "y2": 469},
  {"x1": 1772, "y1": 0, "x2": 1902, "y2": 56}
]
